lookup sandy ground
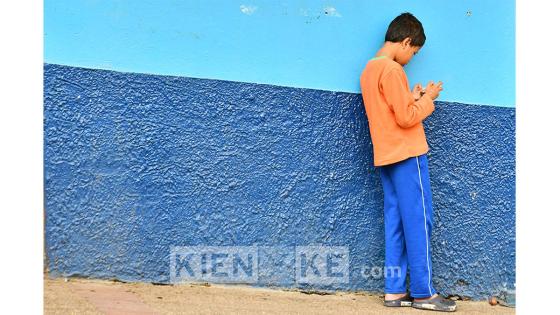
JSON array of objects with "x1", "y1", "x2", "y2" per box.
[{"x1": 44, "y1": 276, "x2": 515, "y2": 315}]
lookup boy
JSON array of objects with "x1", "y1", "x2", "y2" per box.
[{"x1": 360, "y1": 13, "x2": 456, "y2": 312}]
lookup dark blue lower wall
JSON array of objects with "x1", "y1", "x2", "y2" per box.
[{"x1": 44, "y1": 63, "x2": 515, "y2": 299}]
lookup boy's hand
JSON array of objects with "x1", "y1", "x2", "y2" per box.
[
  {"x1": 412, "y1": 83, "x2": 424, "y2": 100},
  {"x1": 424, "y1": 81, "x2": 444, "y2": 100}
]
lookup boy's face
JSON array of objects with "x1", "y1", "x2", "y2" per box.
[{"x1": 396, "y1": 39, "x2": 421, "y2": 66}]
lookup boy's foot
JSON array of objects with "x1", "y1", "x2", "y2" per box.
[
  {"x1": 384, "y1": 292, "x2": 413, "y2": 307},
  {"x1": 412, "y1": 293, "x2": 457, "y2": 312}
]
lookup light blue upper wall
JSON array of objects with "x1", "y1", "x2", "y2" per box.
[{"x1": 44, "y1": 0, "x2": 515, "y2": 107}]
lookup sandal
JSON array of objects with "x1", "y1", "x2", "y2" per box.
[
  {"x1": 384, "y1": 292, "x2": 413, "y2": 307},
  {"x1": 412, "y1": 294, "x2": 457, "y2": 312}
]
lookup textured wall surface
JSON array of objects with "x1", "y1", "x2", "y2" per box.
[{"x1": 44, "y1": 63, "x2": 515, "y2": 299}]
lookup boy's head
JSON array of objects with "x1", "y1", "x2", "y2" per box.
[{"x1": 385, "y1": 12, "x2": 426, "y2": 66}]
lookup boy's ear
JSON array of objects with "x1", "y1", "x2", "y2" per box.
[{"x1": 402, "y1": 37, "x2": 412, "y2": 48}]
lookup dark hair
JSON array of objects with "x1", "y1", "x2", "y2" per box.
[{"x1": 385, "y1": 12, "x2": 426, "y2": 47}]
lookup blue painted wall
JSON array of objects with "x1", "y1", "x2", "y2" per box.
[
  {"x1": 44, "y1": 0, "x2": 515, "y2": 300},
  {"x1": 44, "y1": 64, "x2": 515, "y2": 299},
  {"x1": 44, "y1": 0, "x2": 515, "y2": 107}
]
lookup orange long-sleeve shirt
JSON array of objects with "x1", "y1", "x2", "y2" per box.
[{"x1": 360, "y1": 56, "x2": 435, "y2": 166}]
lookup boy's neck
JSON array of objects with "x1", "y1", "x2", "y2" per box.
[{"x1": 374, "y1": 42, "x2": 399, "y2": 62}]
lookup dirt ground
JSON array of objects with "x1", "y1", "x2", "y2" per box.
[{"x1": 44, "y1": 276, "x2": 515, "y2": 315}]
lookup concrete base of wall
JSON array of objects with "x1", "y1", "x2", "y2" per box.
[{"x1": 44, "y1": 63, "x2": 515, "y2": 300}]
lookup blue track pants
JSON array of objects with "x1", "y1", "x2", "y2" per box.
[{"x1": 378, "y1": 153, "x2": 436, "y2": 298}]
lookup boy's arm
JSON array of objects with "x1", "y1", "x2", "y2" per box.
[{"x1": 381, "y1": 68, "x2": 435, "y2": 128}]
